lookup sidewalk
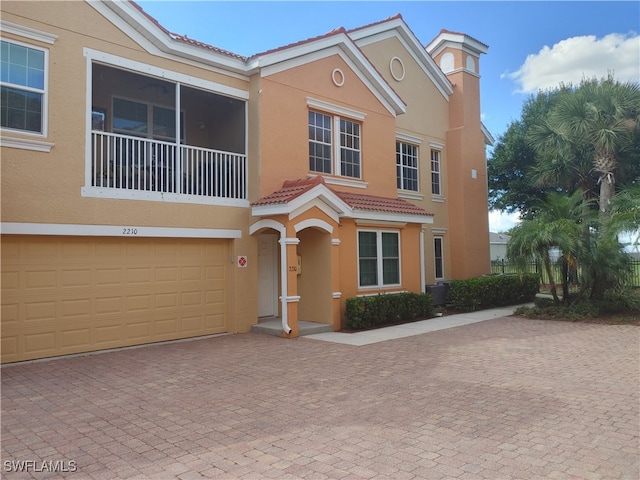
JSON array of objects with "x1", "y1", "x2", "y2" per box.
[{"x1": 306, "y1": 304, "x2": 528, "y2": 346}]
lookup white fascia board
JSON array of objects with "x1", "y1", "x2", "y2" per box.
[
  {"x1": 288, "y1": 185, "x2": 352, "y2": 216},
  {"x1": 1, "y1": 222, "x2": 242, "y2": 238},
  {"x1": 251, "y1": 184, "x2": 353, "y2": 219},
  {"x1": 349, "y1": 21, "x2": 453, "y2": 99},
  {"x1": 90, "y1": 1, "x2": 249, "y2": 79},
  {"x1": 289, "y1": 198, "x2": 341, "y2": 224},
  {"x1": 426, "y1": 33, "x2": 488, "y2": 58},
  {"x1": 346, "y1": 210, "x2": 434, "y2": 225},
  {"x1": 253, "y1": 36, "x2": 406, "y2": 117},
  {"x1": 481, "y1": 122, "x2": 495, "y2": 146}
]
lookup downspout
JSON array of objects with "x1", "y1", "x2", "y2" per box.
[
  {"x1": 420, "y1": 227, "x2": 426, "y2": 293},
  {"x1": 279, "y1": 236, "x2": 292, "y2": 334}
]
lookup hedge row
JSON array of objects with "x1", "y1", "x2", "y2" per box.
[
  {"x1": 446, "y1": 273, "x2": 539, "y2": 312},
  {"x1": 345, "y1": 292, "x2": 434, "y2": 330}
]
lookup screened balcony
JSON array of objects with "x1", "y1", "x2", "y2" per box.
[{"x1": 88, "y1": 63, "x2": 247, "y2": 203}]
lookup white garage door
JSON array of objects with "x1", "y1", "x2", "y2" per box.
[{"x1": 1, "y1": 235, "x2": 228, "y2": 363}]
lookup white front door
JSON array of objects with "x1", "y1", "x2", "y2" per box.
[{"x1": 257, "y1": 234, "x2": 278, "y2": 317}]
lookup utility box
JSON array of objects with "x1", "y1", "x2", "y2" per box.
[{"x1": 425, "y1": 284, "x2": 447, "y2": 306}]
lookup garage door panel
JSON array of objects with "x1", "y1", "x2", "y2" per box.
[
  {"x1": 156, "y1": 267, "x2": 179, "y2": 282},
  {"x1": 1, "y1": 236, "x2": 228, "y2": 363}
]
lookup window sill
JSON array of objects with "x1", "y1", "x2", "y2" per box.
[
  {"x1": 309, "y1": 174, "x2": 368, "y2": 189},
  {"x1": 0, "y1": 135, "x2": 54, "y2": 152},
  {"x1": 431, "y1": 195, "x2": 446, "y2": 203},
  {"x1": 398, "y1": 191, "x2": 424, "y2": 201}
]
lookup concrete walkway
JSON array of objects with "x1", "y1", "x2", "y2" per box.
[{"x1": 307, "y1": 305, "x2": 527, "y2": 346}]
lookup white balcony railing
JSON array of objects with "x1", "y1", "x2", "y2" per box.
[{"x1": 91, "y1": 131, "x2": 247, "y2": 200}]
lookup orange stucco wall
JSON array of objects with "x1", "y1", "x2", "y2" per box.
[
  {"x1": 1, "y1": 1, "x2": 258, "y2": 335},
  {"x1": 257, "y1": 54, "x2": 398, "y2": 198}
]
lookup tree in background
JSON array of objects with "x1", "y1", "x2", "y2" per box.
[
  {"x1": 495, "y1": 76, "x2": 640, "y2": 309},
  {"x1": 529, "y1": 76, "x2": 640, "y2": 216},
  {"x1": 488, "y1": 77, "x2": 640, "y2": 219},
  {"x1": 508, "y1": 191, "x2": 585, "y2": 304}
]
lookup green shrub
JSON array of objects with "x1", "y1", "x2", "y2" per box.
[
  {"x1": 345, "y1": 292, "x2": 434, "y2": 330},
  {"x1": 446, "y1": 273, "x2": 539, "y2": 312}
]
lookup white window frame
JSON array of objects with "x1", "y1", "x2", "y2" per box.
[
  {"x1": 0, "y1": 37, "x2": 49, "y2": 137},
  {"x1": 307, "y1": 98, "x2": 365, "y2": 180},
  {"x1": 396, "y1": 140, "x2": 419, "y2": 192},
  {"x1": 308, "y1": 110, "x2": 332, "y2": 174},
  {"x1": 357, "y1": 229, "x2": 401, "y2": 289},
  {"x1": 111, "y1": 95, "x2": 185, "y2": 143},
  {"x1": 307, "y1": 110, "x2": 362, "y2": 179},
  {"x1": 434, "y1": 236, "x2": 444, "y2": 280},
  {"x1": 337, "y1": 116, "x2": 361, "y2": 179},
  {"x1": 431, "y1": 149, "x2": 442, "y2": 196}
]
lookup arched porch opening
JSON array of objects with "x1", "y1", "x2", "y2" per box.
[{"x1": 296, "y1": 226, "x2": 333, "y2": 325}]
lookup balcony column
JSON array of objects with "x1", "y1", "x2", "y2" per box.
[{"x1": 174, "y1": 82, "x2": 182, "y2": 194}]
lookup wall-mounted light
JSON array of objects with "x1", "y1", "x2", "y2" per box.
[{"x1": 199, "y1": 122, "x2": 206, "y2": 130}]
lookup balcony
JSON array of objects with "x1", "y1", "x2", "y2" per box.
[
  {"x1": 90, "y1": 131, "x2": 246, "y2": 201},
  {"x1": 83, "y1": 62, "x2": 247, "y2": 206}
]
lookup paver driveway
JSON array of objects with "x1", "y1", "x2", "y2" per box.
[{"x1": 2, "y1": 316, "x2": 639, "y2": 479}]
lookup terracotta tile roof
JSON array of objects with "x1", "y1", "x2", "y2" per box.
[
  {"x1": 248, "y1": 27, "x2": 348, "y2": 60},
  {"x1": 252, "y1": 177, "x2": 433, "y2": 217},
  {"x1": 345, "y1": 14, "x2": 404, "y2": 35},
  {"x1": 336, "y1": 192, "x2": 433, "y2": 216},
  {"x1": 251, "y1": 177, "x2": 325, "y2": 206}
]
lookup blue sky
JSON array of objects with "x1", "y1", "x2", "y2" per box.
[{"x1": 138, "y1": 0, "x2": 639, "y2": 231}]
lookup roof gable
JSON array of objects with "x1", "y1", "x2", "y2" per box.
[
  {"x1": 247, "y1": 28, "x2": 406, "y2": 117},
  {"x1": 347, "y1": 15, "x2": 453, "y2": 100},
  {"x1": 252, "y1": 177, "x2": 434, "y2": 224},
  {"x1": 89, "y1": 0, "x2": 249, "y2": 76}
]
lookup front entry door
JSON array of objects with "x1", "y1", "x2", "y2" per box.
[{"x1": 257, "y1": 234, "x2": 278, "y2": 317}]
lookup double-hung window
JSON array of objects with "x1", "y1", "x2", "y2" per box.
[
  {"x1": 358, "y1": 230, "x2": 400, "y2": 288},
  {"x1": 308, "y1": 110, "x2": 361, "y2": 178},
  {"x1": 431, "y1": 149, "x2": 441, "y2": 195},
  {"x1": 396, "y1": 141, "x2": 418, "y2": 191},
  {"x1": 1, "y1": 39, "x2": 46, "y2": 134}
]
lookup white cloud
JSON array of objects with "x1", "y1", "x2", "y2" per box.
[
  {"x1": 505, "y1": 32, "x2": 640, "y2": 93},
  {"x1": 488, "y1": 210, "x2": 520, "y2": 233}
]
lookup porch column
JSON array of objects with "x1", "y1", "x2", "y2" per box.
[
  {"x1": 331, "y1": 238, "x2": 342, "y2": 331},
  {"x1": 281, "y1": 236, "x2": 300, "y2": 338}
]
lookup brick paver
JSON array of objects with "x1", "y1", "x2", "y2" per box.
[{"x1": 2, "y1": 317, "x2": 639, "y2": 479}]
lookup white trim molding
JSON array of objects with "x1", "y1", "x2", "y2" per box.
[
  {"x1": 332, "y1": 292, "x2": 342, "y2": 299},
  {"x1": 294, "y1": 218, "x2": 334, "y2": 234},
  {"x1": 396, "y1": 132, "x2": 423, "y2": 145},
  {"x1": 306, "y1": 97, "x2": 366, "y2": 121},
  {"x1": 0, "y1": 136, "x2": 54, "y2": 152},
  {"x1": 83, "y1": 48, "x2": 249, "y2": 100},
  {"x1": 1, "y1": 21, "x2": 57, "y2": 44},
  {"x1": 389, "y1": 56, "x2": 405, "y2": 81},
  {"x1": 398, "y1": 191, "x2": 425, "y2": 201},
  {"x1": 1, "y1": 223, "x2": 242, "y2": 239}
]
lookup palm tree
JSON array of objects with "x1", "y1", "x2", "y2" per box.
[
  {"x1": 508, "y1": 191, "x2": 585, "y2": 304},
  {"x1": 528, "y1": 76, "x2": 640, "y2": 216}
]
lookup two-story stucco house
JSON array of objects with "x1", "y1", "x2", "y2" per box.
[{"x1": 1, "y1": 0, "x2": 492, "y2": 363}]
